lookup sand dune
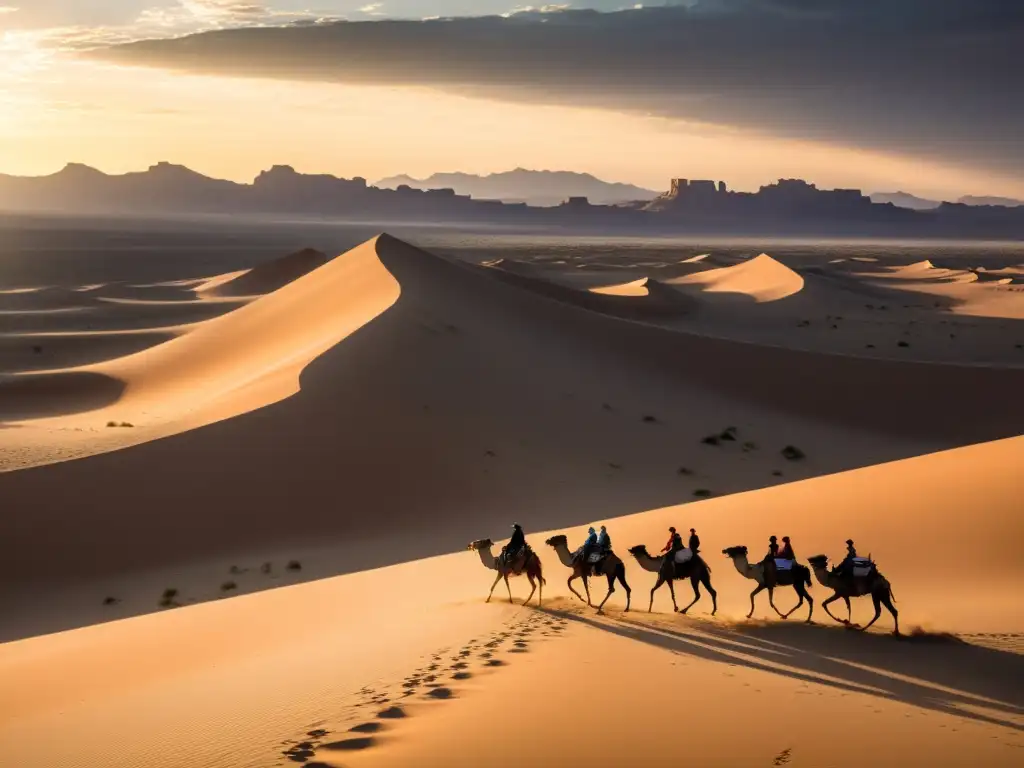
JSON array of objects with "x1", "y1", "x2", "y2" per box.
[
  {"x1": 588, "y1": 276, "x2": 650, "y2": 296},
  {"x1": 196, "y1": 248, "x2": 329, "y2": 298},
  {"x1": 0, "y1": 436, "x2": 1020, "y2": 767},
  {"x1": 0, "y1": 328, "x2": 179, "y2": 372},
  {"x1": 0, "y1": 235, "x2": 1022, "y2": 768},
  {"x1": 664, "y1": 253, "x2": 805, "y2": 302},
  {"x1": 1, "y1": 235, "x2": 1023, "y2": 611},
  {"x1": 482, "y1": 258, "x2": 696, "y2": 318}
]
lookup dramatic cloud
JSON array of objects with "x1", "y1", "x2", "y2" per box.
[{"x1": 92, "y1": 2, "x2": 1024, "y2": 176}]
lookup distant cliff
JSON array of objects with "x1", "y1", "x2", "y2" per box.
[
  {"x1": 374, "y1": 168, "x2": 659, "y2": 207},
  {"x1": 3, "y1": 164, "x2": 1024, "y2": 240},
  {"x1": 870, "y1": 191, "x2": 942, "y2": 210}
]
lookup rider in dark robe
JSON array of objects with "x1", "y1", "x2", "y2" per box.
[
  {"x1": 688, "y1": 528, "x2": 701, "y2": 556},
  {"x1": 763, "y1": 535, "x2": 780, "y2": 584},
  {"x1": 597, "y1": 525, "x2": 611, "y2": 552},
  {"x1": 837, "y1": 539, "x2": 858, "y2": 578},
  {"x1": 777, "y1": 536, "x2": 795, "y2": 561},
  {"x1": 505, "y1": 523, "x2": 526, "y2": 565}
]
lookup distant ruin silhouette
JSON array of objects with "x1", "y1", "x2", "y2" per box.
[{"x1": 3, "y1": 163, "x2": 1024, "y2": 239}]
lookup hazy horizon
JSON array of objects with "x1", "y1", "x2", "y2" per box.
[{"x1": 2, "y1": 2, "x2": 1022, "y2": 201}]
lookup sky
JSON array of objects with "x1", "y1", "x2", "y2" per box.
[{"x1": 1, "y1": 1, "x2": 1022, "y2": 199}]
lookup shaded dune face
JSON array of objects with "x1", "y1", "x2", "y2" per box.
[
  {"x1": 0, "y1": 371, "x2": 126, "y2": 421},
  {"x1": 0, "y1": 329, "x2": 179, "y2": 374},
  {"x1": 482, "y1": 260, "x2": 699, "y2": 319},
  {"x1": 0, "y1": 234, "x2": 1023, "y2": 603},
  {"x1": 196, "y1": 248, "x2": 328, "y2": 297}
]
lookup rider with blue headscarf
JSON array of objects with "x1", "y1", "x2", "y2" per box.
[{"x1": 580, "y1": 526, "x2": 598, "y2": 563}]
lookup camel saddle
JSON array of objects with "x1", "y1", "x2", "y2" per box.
[
  {"x1": 850, "y1": 557, "x2": 875, "y2": 578},
  {"x1": 501, "y1": 545, "x2": 532, "y2": 573},
  {"x1": 573, "y1": 548, "x2": 609, "y2": 573}
]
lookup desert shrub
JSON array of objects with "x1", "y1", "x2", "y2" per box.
[{"x1": 781, "y1": 445, "x2": 806, "y2": 461}]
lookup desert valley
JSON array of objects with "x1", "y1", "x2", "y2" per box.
[{"x1": 0, "y1": 222, "x2": 1022, "y2": 767}]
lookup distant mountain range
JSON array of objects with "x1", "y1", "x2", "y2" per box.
[
  {"x1": 374, "y1": 168, "x2": 659, "y2": 207},
  {"x1": 871, "y1": 191, "x2": 1024, "y2": 210},
  {"x1": 3, "y1": 163, "x2": 1024, "y2": 240}
]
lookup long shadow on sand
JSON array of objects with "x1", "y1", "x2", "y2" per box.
[{"x1": 538, "y1": 605, "x2": 1024, "y2": 731}]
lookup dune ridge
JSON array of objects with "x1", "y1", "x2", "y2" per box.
[
  {"x1": 1, "y1": 234, "x2": 1023, "y2": 609},
  {"x1": 196, "y1": 247, "x2": 328, "y2": 297},
  {"x1": 664, "y1": 252, "x2": 805, "y2": 302}
]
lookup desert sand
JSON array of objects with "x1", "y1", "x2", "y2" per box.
[{"x1": 0, "y1": 235, "x2": 1022, "y2": 767}]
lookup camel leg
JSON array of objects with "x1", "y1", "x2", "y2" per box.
[
  {"x1": 596, "y1": 573, "x2": 615, "y2": 612},
  {"x1": 582, "y1": 573, "x2": 593, "y2": 607},
  {"x1": 679, "y1": 575, "x2": 702, "y2": 614},
  {"x1": 618, "y1": 565, "x2": 632, "y2": 612},
  {"x1": 844, "y1": 596, "x2": 852, "y2": 623},
  {"x1": 666, "y1": 579, "x2": 679, "y2": 613},
  {"x1": 523, "y1": 574, "x2": 537, "y2": 606},
  {"x1": 504, "y1": 574, "x2": 514, "y2": 604},
  {"x1": 782, "y1": 585, "x2": 803, "y2": 620},
  {"x1": 703, "y1": 573, "x2": 718, "y2": 616},
  {"x1": 821, "y1": 593, "x2": 846, "y2": 624},
  {"x1": 767, "y1": 586, "x2": 785, "y2": 618},
  {"x1": 748, "y1": 584, "x2": 765, "y2": 618},
  {"x1": 883, "y1": 593, "x2": 899, "y2": 635},
  {"x1": 566, "y1": 574, "x2": 586, "y2": 604},
  {"x1": 486, "y1": 571, "x2": 503, "y2": 603},
  {"x1": 860, "y1": 593, "x2": 883, "y2": 633},
  {"x1": 648, "y1": 577, "x2": 663, "y2": 612},
  {"x1": 802, "y1": 585, "x2": 815, "y2": 623}
]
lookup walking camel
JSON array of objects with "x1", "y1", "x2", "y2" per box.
[
  {"x1": 468, "y1": 538, "x2": 545, "y2": 606},
  {"x1": 545, "y1": 535, "x2": 631, "y2": 612},
  {"x1": 807, "y1": 555, "x2": 899, "y2": 635},
  {"x1": 626, "y1": 545, "x2": 717, "y2": 615},
  {"x1": 722, "y1": 545, "x2": 814, "y2": 622}
]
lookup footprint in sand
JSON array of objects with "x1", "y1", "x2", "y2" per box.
[
  {"x1": 349, "y1": 722, "x2": 383, "y2": 734},
  {"x1": 427, "y1": 687, "x2": 455, "y2": 700},
  {"x1": 485, "y1": 659, "x2": 506, "y2": 667},
  {"x1": 322, "y1": 736, "x2": 376, "y2": 751},
  {"x1": 452, "y1": 671, "x2": 473, "y2": 680},
  {"x1": 378, "y1": 706, "x2": 407, "y2": 720}
]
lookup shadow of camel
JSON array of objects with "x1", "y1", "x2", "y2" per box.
[{"x1": 534, "y1": 604, "x2": 1024, "y2": 732}]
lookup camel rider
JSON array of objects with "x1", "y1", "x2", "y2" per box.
[
  {"x1": 597, "y1": 525, "x2": 611, "y2": 552},
  {"x1": 504, "y1": 523, "x2": 526, "y2": 565},
  {"x1": 838, "y1": 539, "x2": 858, "y2": 578},
  {"x1": 688, "y1": 528, "x2": 701, "y2": 555},
  {"x1": 763, "y1": 535, "x2": 780, "y2": 583},
  {"x1": 778, "y1": 536, "x2": 795, "y2": 561},
  {"x1": 662, "y1": 527, "x2": 684, "y2": 556},
  {"x1": 580, "y1": 527, "x2": 599, "y2": 563}
]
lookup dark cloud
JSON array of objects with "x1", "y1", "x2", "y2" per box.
[{"x1": 93, "y1": 2, "x2": 1024, "y2": 176}]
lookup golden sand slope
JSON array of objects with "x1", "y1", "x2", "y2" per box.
[
  {"x1": 1, "y1": 235, "x2": 1023, "y2": 611},
  {"x1": 0, "y1": 437, "x2": 1020, "y2": 768},
  {"x1": 665, "y1": 252, "x2": 805, "y2": 302}
]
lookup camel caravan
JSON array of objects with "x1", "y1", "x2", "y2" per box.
[{"x1": 469, "y1": 524, "x2": 900, "y2": 635}]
